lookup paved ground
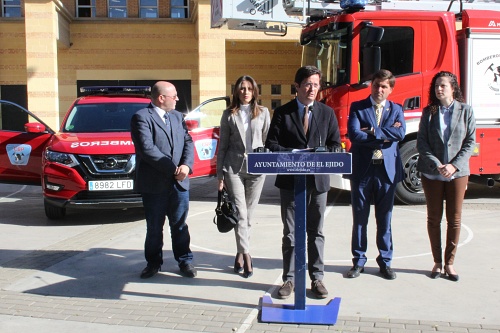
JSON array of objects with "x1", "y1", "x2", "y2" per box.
[{"x1": 1, "y1": 176, "x2": 500, "y2": 332}]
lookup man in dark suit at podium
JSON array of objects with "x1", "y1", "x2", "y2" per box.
[
  {"x1": 346, "y1": 69, "x2": 406, "y2": 280},
  {"x1": 265, "y1": 66, "x2": 341, "y2": 299}
]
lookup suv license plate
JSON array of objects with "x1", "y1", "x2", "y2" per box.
[{"x1": 88, "y1": 180, "x2": 134, "y2": 191}]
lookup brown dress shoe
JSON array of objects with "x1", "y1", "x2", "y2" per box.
[
  {"x1": 311, "y1": 280, "x2": 328, "y2": 299},
  {"x1": 277, "y1": 281, "x2": 294, "y2": 299}
]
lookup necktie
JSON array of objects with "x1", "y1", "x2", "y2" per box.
[
  {"x1": 164, "y1": 112, "x2": 171, "y2": 128},
  {"x1": 302, "y1": 106, "x2": 309, "y2": 135},
  {"x1": 164, "y1": 112, "x2": 173, "y2": 144},
  {"x1": 373, "y1": 104, "x2": 383, "y2": 159}
]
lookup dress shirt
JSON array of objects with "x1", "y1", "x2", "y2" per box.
[
  {"x1": 239, "y1": 104, "x2": 253, "y2": 154},
  {"x1": 153, "y1": 104, "x2": 170, "y2": 124}
]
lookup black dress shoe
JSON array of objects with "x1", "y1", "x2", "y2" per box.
[
  {"x1": 444, "y1": 265, "x2": 459, "y2": 282},
  {"x1": 180, "y1": 263, "x2": 197, "y2": 278},
  {"x1": 234, "y1": 253, "x2": 244, "y2": 274},
  {"x1": 242, "y1": 253, "x2": 253, "y2": 278},
  {"x1": 380, "y1": 266, "x2": 397, "y2": 280},
  {"x1": 430, "y1": 265, "x2": 442, "y2": 279},
  {"x1": 140, "y1": 265, "x2": 159, "y2": 279},
  {"x1": 347, "y1": 265, "x2": 364, "y2": 278}
]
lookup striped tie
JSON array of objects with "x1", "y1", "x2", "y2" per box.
[{"x1": 373, "y1": 104, "x2": 383, "y2": 159}]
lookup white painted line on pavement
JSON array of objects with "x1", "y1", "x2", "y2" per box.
[
  {"x1": 0, "y1": 185, "x2": 27, "y2": 202},
  {"x1": 236, "y1": 308, "x2": 260, "y2": 333}
]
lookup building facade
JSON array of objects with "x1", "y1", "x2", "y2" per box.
[{"x1": 0, "y1": 0, "x2": 302, "y2": 129}]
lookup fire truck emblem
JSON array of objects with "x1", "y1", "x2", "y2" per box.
[
  {"x1": 195, "y1": 139, "x2": 217, "y2": 160},
  {"x1": 488, "y1": 20, "x2": 500, "y2": 28},
  {"x1": 6, "y1": 144, "x2": 32, "y2": 166},
  {"x1": 484, "y1": 62, "x2": 500, "y2": 92}
]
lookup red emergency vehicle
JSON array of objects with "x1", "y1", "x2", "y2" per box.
[
  {"x1": 300, "y1": 1, "x2": 500, "y2": 204},
  {"x1": 0, "y1": 86, "x2": 228, "y2": 219},
  {"x1": 212, "y1": 0, "x2": 500, "y2": 204}
]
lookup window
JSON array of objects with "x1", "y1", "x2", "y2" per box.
[
  {"x1": 0, "y1": 105, "x2": 27, "y2": 132},
  {"x1": 302, "y1": 22, "x2": 351, "y2": 87},
  {"x1": 76, "y1": 0, "x2": 95, "y2": 17},
  {"x1": 109, "y1": 0, "x2": 127, "y2": 18},
  {"x1": 360, "y1": 26, "x2": 414, "y2": 78},
  {"x1": 2, "y1": 0, "x2": 21, "y2": 17},
  {"x1": 271, "y1": 99, "x2": 281, "y2": 110},
  {"x1": 171, "y1": 0, "x2": 188, "y2": 19},
  {"x1": 271, "y1": 84, "x2": 281, "y2": 95},
  {"x1": 140, "y1": 0, "x2": 158, "y2": 18},
  {"x1": 290, "y1": 85, "x2": 296, "y2": 95}
]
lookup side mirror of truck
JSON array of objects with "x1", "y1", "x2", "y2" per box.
[{"x1": 364, "y1": 25, "x2": 384, "y2": 44}]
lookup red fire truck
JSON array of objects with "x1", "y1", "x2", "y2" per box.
[
  {"x1": 0, "y1": 86, "x2": 228, "y2": 219},
  {"x1": 212, "y1": 0, "x2": 500, "y2": 204}
]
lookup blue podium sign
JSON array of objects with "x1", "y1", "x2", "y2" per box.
[
  {"x1": 248, "y1": 152, "x2": 351, "y2": 325},
  {"x1": 247, "y1": 152, "x2": 351, "y2": 175}
]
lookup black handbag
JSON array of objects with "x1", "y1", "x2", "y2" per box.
[{"x1": 213, "y1": 189, "x2": 239, "y2": 233}]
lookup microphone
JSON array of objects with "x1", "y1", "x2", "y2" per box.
[{"x1": 310, "y1": 105, "x2": 328, "y2": 152}]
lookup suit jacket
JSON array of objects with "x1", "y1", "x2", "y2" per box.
[
  {"x1": 347, "y1": 97, "x2": 406, "y2": 183},
  {"x1": 416, "y1": 102, "x2": 476, "y2": 178},
  {"x1": 265, "y1": 99, "x2": 341, "y2": 192},
  {"x1": 131, "y1": 103, "x2": 194, "y2": 193},
  {"x1": 217, "y1": 106, "x2": 270, "y2": 179}
]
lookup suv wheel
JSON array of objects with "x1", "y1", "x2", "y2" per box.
[{"x1": 44, "y1": 199, "x2": 66, "y2": 219}]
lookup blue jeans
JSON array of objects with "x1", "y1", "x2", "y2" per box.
[{"x1": 141, "y1": 182, "x2": 193, "y2": 268}]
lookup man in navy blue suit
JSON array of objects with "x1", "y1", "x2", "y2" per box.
[
  {"x1": 131, "y1": 81, "x2": 196, "y2": 279},
  {"x1": 346, "y1": 69, "x2": 406, "y2": 280}
]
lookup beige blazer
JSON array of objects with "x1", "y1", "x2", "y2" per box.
[{"x1": 217, "y1": 106, "x2": 270, "y2": 179}]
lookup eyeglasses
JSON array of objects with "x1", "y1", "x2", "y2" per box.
[
  {"x1": 303, "y1": 83, "x2": 320, "y2": 90},
  {"x1": 161, "y1": 94, "x2": 178, "y2": 100}
]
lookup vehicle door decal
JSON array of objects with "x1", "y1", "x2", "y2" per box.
[
  {"x1": 195, "y1": 139, "x2": 217, "y2": 160},
  {"x1": 6, "y1": 144, "x2": 32, "y2": 165}
]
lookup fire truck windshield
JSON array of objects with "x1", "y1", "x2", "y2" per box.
[{"x1": 302, "y1": 22, "x2": 351, "y2": 88}]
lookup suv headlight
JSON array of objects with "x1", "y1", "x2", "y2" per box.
[{"x1": 45, "y1": 150, "x2": 79, "y2": 167}]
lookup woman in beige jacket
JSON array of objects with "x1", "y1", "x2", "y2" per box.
[{"x1": 217, "y1": 75, "x2": 270, "y2": 278}]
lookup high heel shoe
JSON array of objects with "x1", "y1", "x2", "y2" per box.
[
  {"x1": 430, "y1": 264, "x2": 442, "y2": 279},
  {"x1": 242, "y1": 253, "x2": 253, "y2": 278},
  {"x1": 444, "y1": 265, "x2": 459, "y2": 282},
  {"x1": 234, "y1": 253, "x2": 244, "y2": 274}
]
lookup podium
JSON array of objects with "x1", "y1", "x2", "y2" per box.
[{"x1": 247, "y1": 152, "x2": 352, "y2": 325}]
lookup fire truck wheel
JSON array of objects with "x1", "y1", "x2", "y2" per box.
[
  {"x1": 44, "y1": 199, "x2": 66, "y2": 220},
  {"x1": 395, "y1": 141, "x2": 426, "y2": 205}
]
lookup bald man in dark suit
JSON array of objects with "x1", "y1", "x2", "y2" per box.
[{"x1": 131, "y1": 81, "x2": 196, "y2": 279}]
